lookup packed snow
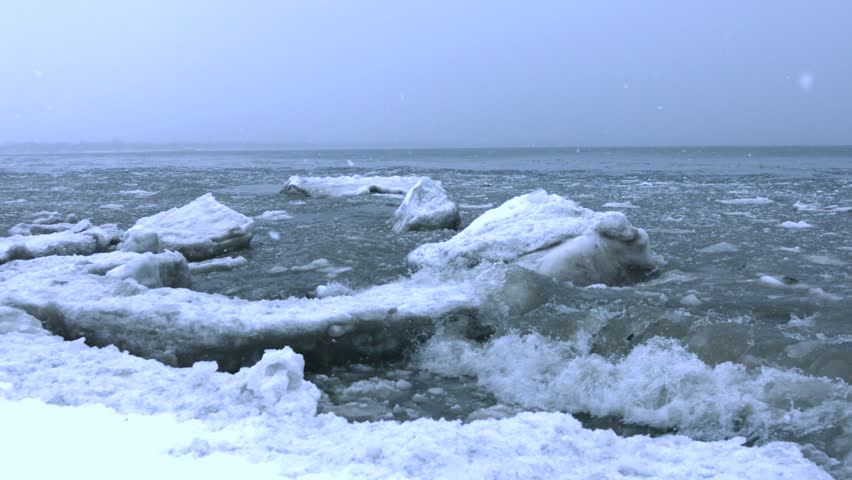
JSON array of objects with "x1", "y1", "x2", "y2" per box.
[
  {"x1": 120, "y1": 193, "x2": 256, "y2": 261},
  {"x1": 282, "y1": 175, "x2": 422, "y2": 197},
  {"x1": 390, "y1": 177, "x2": 460, "y2": 232},
  {"x1": 408, "y1": 190, "x2": 657, "y2": 285}
]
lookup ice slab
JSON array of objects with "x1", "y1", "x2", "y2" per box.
[
  {"x1": 717, "y1": 197, "x2": 774, "y2": 205},
  {"x1": 0, "y1": 222, "x2": 122, "y2": 265},
  {"x1": 0, "y1": 252, "x2": 481, "y2": 370},
  {"x1": 120, "y1": 193, "x2": 255, "y2": 261},
  {"x1": 8, "y1": 211, "x2": 80, "y2": 235},
  {"x1": 390, "y1": 178, "x2": 460, "y2": 232},
  {"x1": 282, "y1": 175, "x2": 422, "y2": 197},
  {"x1": 408, "y1": 189, "x2": 657, "y2": 285},
  {"x1": 188, "y1": 255, "x2": 248, "y2": 274}
]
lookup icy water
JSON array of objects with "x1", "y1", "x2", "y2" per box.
[{"x1": 1, "y1": 146, "x2": 850, "y2": 476}]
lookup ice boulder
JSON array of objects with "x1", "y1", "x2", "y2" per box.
[
  {"x1": 408, "y1": 189, "x2": 656, "y2": 285},
  {"x1": 120, "y1": 193, "x2": 255, "y2": 261},
  {"x1": 282, "y1": 175, "x2": 422, "y2": 197},
  {"x1": 390, "y1": 178, "x2": 460, "y2": 233},
  {"x1": 0, "y1": 223, "x2": 122, "y2": 265}
]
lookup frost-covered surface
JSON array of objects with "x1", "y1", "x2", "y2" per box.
[
  {"x1": 0, "y1": 221, "x2": 121, "y2": 264},
  {"x1": 390, "y1": 178, "x2": 460, "y2": 232},
  {"x1": 120, "y1": 193, "x2": 255, "y2": 261},
  {"x1": 0, "y1": 252, "x2": 482, "y2": 369},
  {"x1": 283, "y1": 175, "x2": 422, "y2": 197},
  {"x1": 408, "y1": 190, "x2": 657, "y2": 285},
  {"x1": 0, "y1": 321, "x2": 831, "y2": 479},
  {"x1": 188, "y1": 256, "x2": 248, "y2": 274}
]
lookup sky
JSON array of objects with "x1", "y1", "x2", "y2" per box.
[{"x1": 1, "y1": 1, "x2": 851, "y2": 147}]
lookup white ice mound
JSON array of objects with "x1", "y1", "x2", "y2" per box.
[
  {"x1": 408, "y1": 189, "x2": 656, "y2": 285},
  {"x1": 120, "y1": 193, "x2": 255, "y2": 261},
  {"x1": 0, "y1": 251, "x2": 481, "y2": 369},
  {"x1": 282, "y1": 175, "x2": 422, "y2": 197},
  {"x1": 390, "y1": 178, "x2": 460, "y2": 232},
  {"x1": 0, "y1": 222, "x2": 122, "y2": 265},
  {"x1": 8, "y1": 211, "x2": 80, "y2": 235}
]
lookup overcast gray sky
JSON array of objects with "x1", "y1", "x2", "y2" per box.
[{"x1": 1, "y1": 1, "x2": 851, "y2": 146}]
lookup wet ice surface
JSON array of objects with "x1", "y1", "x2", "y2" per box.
[{"x1": 1, "y1": 148, "x2": 850, "y2": 476}]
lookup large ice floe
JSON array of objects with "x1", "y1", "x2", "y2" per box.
[
  {"x1": 390, "y1": 177, "x2": 460, "y2": 232},
  {"x1": 0, "y1": 251, "x2": 483, "y2": 370},
  {"x1": 119, "y1": 193, "x2": 255, "y2": 261},
  {"x1": 0, "y1": 311, "x2": 832, "y2": 479},
  {"x1": 408, "y1": 189, "x2": 657, "y2": 285},
  {"x1": 0, "y1": 219, "x2": 121, "y2": 265},
  {"x1": 282, "y1": 175, "x2": 423, "y2": 197}
]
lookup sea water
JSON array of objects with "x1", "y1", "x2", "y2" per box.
[{"x1": 1, "y1": 146, "x2": 849, "y2": 476}]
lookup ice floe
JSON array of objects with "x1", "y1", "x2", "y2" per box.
[
  {"x1": 408, "y1": 189, "x2": 657, "y2": 285},
  {"x1": 255, "y1": 210, "x2": 292, "y2": 221},
  {"x1": 119, "y1": 189, "x2": 158, "y2": 198},
  {"x1": 603, "y1": 201, "x2": 638, "y2": 209},
  {"x1": 0, "y1": 222, "x2": 122, "y2": 264},
  {"x1": 700, "y1": 241, "x2": 739, "y2": 253},
  {"x1": 390, "y1": 177, "x2": 460, "y2": 232},
  {"x1": 717, "y1": 197, "x2": 774, "y2": 205},
  {"x1": 0, "y1": 251, "x2": 484, "y2": 369},
  {"x1": 778, "y1": 220, "x2": 813, "y2": 229},
  {"x1": 187, "y1": 255, "x2": 249, "y2": 274},
  {"x1": 793, "y1": 200, "x2": 851, "y2": 213},
  {"x1": 282, "y1": 175, "x2": 422, "y2": 197},
  {"x1": 8, "y1": 211, "x2": 80, "y2": 235},
  {"x1": 120, "y1": 193, "x2": 255, "y2": 261}
]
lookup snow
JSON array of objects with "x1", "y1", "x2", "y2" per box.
[
  {"x1": 188, "y1": 256, "x2": 249, "y2": 274},
  {"x1": 120, "y1": 193, "x2": 256, "y2": 261},
  {"x1": 282, "y1": 175, "x2": 422, "y2": 197},
  {"x1": 255, "y1": 210, "x2": 292, "y2": 221},
  {"x1": 0, "y1": 222, "x2": 122, "y2": 264},
  {"x1": 390, "y1": 178, "x2": 460, "y2": 232},
  {"x1": 700, "y1": 241, "x2": 739, "y2": 253},
  {"x1": 0, "y1": 328, "x2": 831, "y2": 479},
  {"x1": 778, "y1": 220, "x2": 813, "y2": 229},
  {"x1": 408, "y1": 190, "x2": 657, "y2": 285},
  {"x1": 717, "y1": 197, "x2": 774, "y2": 205},
  {"x1": 0, "y1": 251, "x2": 483, "y2": 369}
]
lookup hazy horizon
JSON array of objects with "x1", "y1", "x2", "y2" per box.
[{"x1": 2, "y1": 1, "x2": 851, "y2": 147}]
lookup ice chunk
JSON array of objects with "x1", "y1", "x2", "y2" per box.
[
  {"x1": 408, "y1": 189, "x2": 656, "y2": 285},
  {"x1": 717, "y1": 197, "x2": 774, "y2": 205},
  {"x1": 390, "y1": 178, "x2": 460, "y2": 233},
  {"x1": 120, "y1": 193, "x2": 255, "y2": 261},
  {"x1": 282, "y1": 175, "x2": 422, "y2": 197},
  {"x1": 602, "y1": 201, "x2": 638, "y2": 209},
  {"x1": 8, "y1": 211, "x2": 80, "y2": 235},
  {"x1": 0, "y1": 251, "x2": 481, "y2": 370},
  {"x1": 119, "y1": 189, "x2": 158, "y2": 198},
  {"x1": 188, "y1": 256, "x2": 249, "y2": 274},
  {"x1": 793, "y1": 201, "x2": 851, "y2": 213},
  {"x1": 255, "y1": 210, "x2": 292, "y2": 221},
  {"x1": 700, "y1": 242, "x2": 739, "y2": 253},
  {"x1": 0, "y1": 223, "x2": 122, "y2": 264},
  {"x1": 0, "y1": 306, "x2": 45, "y2": 335},
  {"x1": 778, "y1": 220, "x2": 813, "y2": 229}
]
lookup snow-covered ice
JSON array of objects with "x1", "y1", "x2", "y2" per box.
[
  {"x1": 8, "y1": 211, "x2": 79, "y2": 235},
  {"x1": 700, "y1": 241, "x2": 739, "y2": 253},
  {"x1": 188, "y1": 256, "x2": 249, "y2": 274},
  {"x1": 0, "y1": 221, "x2": 121, "y2": 264},
  {"x1": 255, "y1": 210, "x2": 292, "y2": 221},
  {"x1": 0, "y1": 251, "x2": 483, "y2": 369},
  {"x1": 778, "y1": 220, "x2": 813, "y2": 229},
  {"x1": 603, "y1": 201, "x2": 638, "y2": 209},
  {"x1": 408, "y1": 190, "x2": 657, "y2": 285},
  {"x1": 282, "y1": 175, "x2": 422, "y2": 197},
  {"x1": 390, "y1": 177, "x2": 460, "y2": 232},
  {"x1": 717, "y1": 197, "x2": 774, "y2": 205},
  {"x1": 120, "y1": 193, "x2": 256, "y2": 261}
]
